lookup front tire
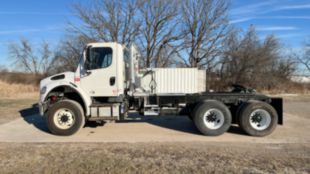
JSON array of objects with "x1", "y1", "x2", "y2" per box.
[
  {"x1": 47, "y1": 100, "x2": 85, "y2": 136},
  {"x1": 193, "y1": 101, "x2": 232, "y2": 136},
  {"x1": 238, "y1": 101, "x2": 278, "y2": 137}
]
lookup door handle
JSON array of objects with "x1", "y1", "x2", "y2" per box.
[{"x1": 110, "y1": 77, "x2": 115, "y2": 86}]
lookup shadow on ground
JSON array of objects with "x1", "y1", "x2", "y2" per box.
[
  {"x1": 18, "y1": 104, "x2": 247, "y2": 136},
  {"x1": 120, "y1": 113, "x2": 247, "y2": 136},
  {"x1": 19, "y1": 104, "x2": 49, "y2": 133}
]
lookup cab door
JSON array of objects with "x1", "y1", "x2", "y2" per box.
[{"x1": 80, "y1": 46, "x2": 117, "y2": 97}]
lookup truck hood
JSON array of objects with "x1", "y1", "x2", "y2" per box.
[{"x1": 40, "y1": 72, "x2": 75, "y2": 89}]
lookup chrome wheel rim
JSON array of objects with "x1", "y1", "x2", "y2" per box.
[
  {"x1": 203, "y1": 108, "x2": 225, "y2": 130},
  {"x1": 249, "y1": 109, "x2": 271, "y2": 130},
  {"x1": 53, "y1": 108, "x2": 75, "y2": 129}
]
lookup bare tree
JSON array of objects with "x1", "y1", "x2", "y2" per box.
[
  {"x1": 8, "y1": 38, "x2": 52, "y2": 75},
  {"x1": 71, "y1": 0, "x2": 141, "y2": 45},
  {"x1": 71, "y1": 0, "x2": 228, "y2": 68},
  {"x1": 178, "y1": 0, "x2": 229, "y2": 70},
  {"x1": 273, "y1": 57, "x2": 296, "y2": 79},
  {"x1": 138, "y1": 0, "x2": 181, "y2": 67},
  {"x1": 48, "y1": 35, "x2": 93, "y2": 74},
  {"x1": 297, "y1": 43, "x2": 310, "y2": 74},
  {"x1": 220, "y1": 26, "x2": 295, "y2": 90}
]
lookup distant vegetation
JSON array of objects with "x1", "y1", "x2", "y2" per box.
[
  {"x1": 0, "y1": 70, "x2": 39, "y2": 97},
  {"x1": 0, "y1": 80, "x2": 37, "y2": 98},
  {"x1": 0, "y1": 71, "x2": 43, "y2": 85}
]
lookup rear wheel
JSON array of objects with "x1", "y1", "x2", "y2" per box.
[
  {"x1": 193, "y1": 101, "x2": 232, "y2": 136},
  {"x1": 47, "y1": 100, "x2": 85, "y2": 136},
  {"x1": 238, "y1": 101, "x2": 278, "y2": 136}
]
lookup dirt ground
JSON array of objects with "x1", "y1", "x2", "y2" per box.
[{"x1": 0, "y1": 94, "x2": 309, "y2": 173}]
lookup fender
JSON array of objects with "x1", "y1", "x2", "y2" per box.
[{"x1": 40, "y1": 74, "x2": 92, "y2": 116}]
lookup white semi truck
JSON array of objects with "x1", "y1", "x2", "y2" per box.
[{"x1": 39, "y1": 42, "x2": 283, "y2": 136}]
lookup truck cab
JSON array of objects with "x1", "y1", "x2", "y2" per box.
[
  {"x1": 77, "y1": 43, "x2": 125, "y2": 97},
  {"x1": 39, "y1": 43, "x2": 134, "y2": 134}
]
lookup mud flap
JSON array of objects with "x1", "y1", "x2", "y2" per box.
[{"x1": 271, "y1": 98, "x2": 283, "y2": 125}]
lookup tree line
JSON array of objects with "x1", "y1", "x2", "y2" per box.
[{"x1": 7, "y1": 0, "x2": 310, "y2": 91}]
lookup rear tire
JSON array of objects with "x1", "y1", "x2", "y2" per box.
[
  {"x1": 193, "y1": 100, "x2": 232, "y2": 136},
  {"x1": 47, "y1": 100, "x2": 85, "y2": 136},
  {"x1": 238, "y1": 101, "x2": 278, "y2": 137}
]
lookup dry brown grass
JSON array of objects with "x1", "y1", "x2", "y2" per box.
[
  {"x1": 0, "y1": 80, "x2": 38, "y2": 98},
  {"x1": 0, "y1": 142, "x2": 309, "y2": 174},
  {"x1": 0, "y1": 80, "x2": 38, "y2": 124},
  {"x1": 0, "y1": 71, "x2": 44, "y2": 85},
  {"x1": 260, "y1": 82, "x2": 310, "y2": 95}
]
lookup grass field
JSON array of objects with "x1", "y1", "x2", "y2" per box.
[
  {"x1": 0, "y1": 142, "x2": 309, "y2": 174},
  {"x1": 0, "y1": 80, "x2": 38, "y2": 124},
  {"x1": 0, "y1": 80, "x2": 38, "y2": 98}
]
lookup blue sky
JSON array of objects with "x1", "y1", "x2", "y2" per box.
[
  {"x1": 230, "y1": 0, "x2": 310, "y2": 46},
  {"x1": 0, "y1": 0, "x2": 310, "y2": 68},
  {"x1": 0, "y1": 0, "x2": 78, "y2": 67}
]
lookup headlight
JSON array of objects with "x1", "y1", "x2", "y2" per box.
[{"x1": 40, "y1": 86, "x2": 47, "y2": 94}]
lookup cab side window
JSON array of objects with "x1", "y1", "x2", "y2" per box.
[{"x1": 85, "y1": 47, "x2": 112, "y2": 70}]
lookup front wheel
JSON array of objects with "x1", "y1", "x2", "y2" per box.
[
  {"x1": 193, "y1": 101, "x2": 232, "y2": 136},
  {"x1": 47, "y1": 100, "x2": 85, "y2": 136}
]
